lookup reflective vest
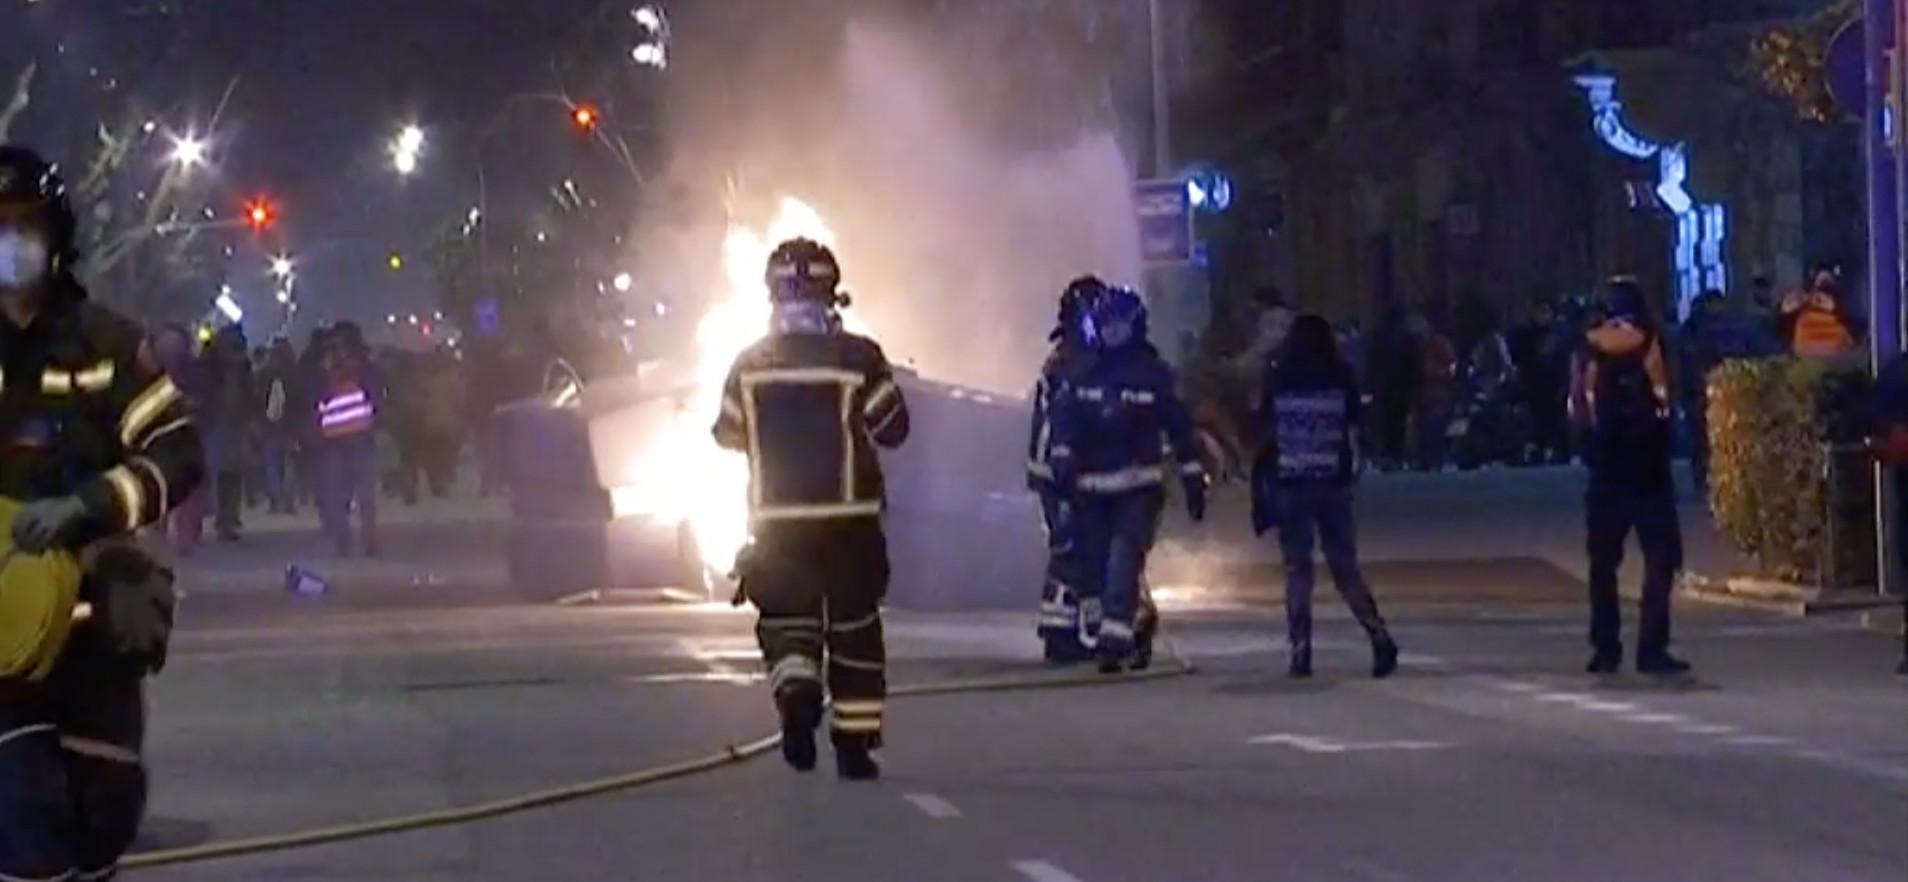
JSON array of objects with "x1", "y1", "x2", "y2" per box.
[
  {"x1": 1784, "y1": 292, "x2": 1855, "y2": 358},
  {"x1": 318, "y1": 384, "x2": 375, "y2": 438}
]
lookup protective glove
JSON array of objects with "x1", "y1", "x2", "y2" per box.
[
  {"x1": 88, "y1": 542, "x2": 178, "y2": 674},
  {"x1": 1182, "y1": 475, "x2": 1207, "y2": 524},
  {"x1": 11, "y1": 495, "x2": 89, "y2": 554}
]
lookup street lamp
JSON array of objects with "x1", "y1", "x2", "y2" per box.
[
  {"x1": 390, "y1": 123, "x2": 425, "y2": 175},
  {"x1": 269, "y1": 255, "x2": 293, "y2": 278},
  {"x1": 169, "y1": 135, "x2": 206, "y2": 168},
  {"x1": 631, "y1": 4, "x2": 669, "y2": 70}
]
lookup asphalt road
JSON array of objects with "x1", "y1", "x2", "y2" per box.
[{"x1": 128, "y1": 594, "x2": 1908, "y2": 882}]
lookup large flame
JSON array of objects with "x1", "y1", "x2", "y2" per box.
[{"x1": 679, "y1": 197, "x2": 853, "y2": 574}]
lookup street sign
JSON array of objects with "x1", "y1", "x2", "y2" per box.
[{"x1": 1134, "y1": 178, "x2": 1193, "y2": 264}]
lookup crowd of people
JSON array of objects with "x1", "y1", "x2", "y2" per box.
[{"x1": 140, "y1": 322, "x2": 492, "y2": 557}]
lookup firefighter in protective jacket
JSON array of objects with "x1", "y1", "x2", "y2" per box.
[
  {"x1": 712, "y1": 237, "x2": 910, "y2": 781},
  {"x1": 0, "y1": 144, "x2": 205, "y2": 881},
  {"x1": 1027, "y1": 275, "x2": 1105, "y2": 663},
  {"x1": 1046, "y1": 286, "x2": 1205, "y2": 674}
]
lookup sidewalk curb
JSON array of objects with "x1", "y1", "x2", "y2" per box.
[{"x1": 1677, "y1": 572, "x2": 1902, "y2": 617}]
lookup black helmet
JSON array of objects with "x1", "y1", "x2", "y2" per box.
[
  {"x1": 0, "y1": 145, "x2": 80, "y2": 272},
  {"x1": 764, "y1": 237, "x2": 842, "y2": 305},
  {"x1": 1053, "y1": 275, "x2": 1107, "y2": 342}
]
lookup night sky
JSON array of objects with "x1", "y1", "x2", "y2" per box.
[{"x1": 7, "y1": 0, "x2": 627, "y2": 325}]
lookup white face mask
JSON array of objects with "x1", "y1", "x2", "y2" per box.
[{"x1": 0, "y1": 229, "x2": 49, "y2": 289}]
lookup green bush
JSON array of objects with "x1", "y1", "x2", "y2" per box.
[{"x1": 1704, "y1": 357, "x2": 1875, "y2": 588}]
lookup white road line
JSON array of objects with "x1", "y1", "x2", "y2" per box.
[
  {"x1": 1673, "y1": 723, "x2": 1740, "y2": 736},
  {"x1": 1011, "y1": 860, "x2": 1087, "y2": 882},
  {"x1": 1724, "y1": 735, "x2": 1794, "y2": 747},
  {"x1": 1617, "y1": 712, "x2": 1689, "y2": 725},
  {"x1": 1533, "y1": 692, "x2": 1593, "y2": 705},
  {"x1": 1576, "y1": 700, "x2": 1639, "y2": 713},
  {"x1": 1489, "y1": 680, "x2": 1540, "y2": 692},
  {"x1": 901, "y1": 792, "x2": 961, "y2": 819}
]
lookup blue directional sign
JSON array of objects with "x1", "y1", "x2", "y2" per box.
[{"x1": 1134, "y1": 178, "x2": 1193, "y2": 264}]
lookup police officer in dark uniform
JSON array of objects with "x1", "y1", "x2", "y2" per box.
[
  {"x1": 1568, "y1": 276, "x2": 1691, "y2": 677},
  {"x1": 1046, "y1": 286, "x2": 1205, "y2": 674},
  {"x1": 0, "y1": 145, "x2": 205, "y2": 880},
  {"x1": 1028, "y1": 275, "x2": 1105, "y2": 664},
  {"x1": 712, "y1": 237, "x2": 910, "y2": 781}
]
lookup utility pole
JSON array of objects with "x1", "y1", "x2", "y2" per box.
[{"x1": 1147, "y1": 0, "x2": 1171, "y2": 176}]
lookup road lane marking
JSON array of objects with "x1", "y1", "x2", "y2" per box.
[
  {"x1": 1249, "y1": 733, "x2": 1450, "y2": 754},
  {"x1": 1616, "y1": 712, "x2": 1689, "y2": 725},
  {"x1": 1576, "y1": 699, "x2": 1638, "y2": 713},
  {"x1": 1673, "y1": 723, "x2": 1739, "y2": 736},
  {"x1": 1011, "y1": 860, "x2": 1087, "y2": 882},
  {"x1": 1534, "y1": 691, "x2": 1594, "y2": 705},
  {"x1": 1724, "y1": 734, "x2": 1794, "y2": 747},
  {"x1": 901, "y1": 792, "x2": 961, "y2": 819}
]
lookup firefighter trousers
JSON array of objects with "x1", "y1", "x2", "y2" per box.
[
  {"x1": 1071, "y1": 489, "x2": 1164, "y2": 654},
  {"x1": 745, "y1": 517, "x2": 890, "y2": 750},
  {"x1": 0, "y1": 646, "x2": 149, "y2": 882}
]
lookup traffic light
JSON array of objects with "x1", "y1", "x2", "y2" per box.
[
  {"x1": 244, "y1": 199, "x2": 274, "y2": 230},
  {"x1": 571, "y1": 105, "x2": 597, "y2": 130}
]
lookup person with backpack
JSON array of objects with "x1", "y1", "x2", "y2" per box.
[{"x1": 1568, "y1": 276, "x2": 1691, "y2": 677}]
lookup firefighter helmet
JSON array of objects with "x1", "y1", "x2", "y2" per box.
[
  {"x1": 764, "y1": 237, "x2": 842, "y2": 305},
  {"x1": 0, "y1": 145, "x2": 80, "y2": 272}
]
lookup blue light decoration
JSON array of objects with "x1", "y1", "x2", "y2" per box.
[{"x1": 1573, "y1": 73, "x2": 1727, "y2": 320}]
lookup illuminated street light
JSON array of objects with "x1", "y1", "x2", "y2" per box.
[
  {"x1": 269, "y1": 255, "x2": 293, "y2": 277},
  {"x1": 169, "y1": 135, "x2": 206, "y2": 168},
  {"x1": 393, "y1": 150, "x2": 419, "y2": 175},
  {"x1": 612, "y1": 272, "x2": 632, "y2": 292},
  {"x1": 634, "y1": 5, "x2": 663, "y2": 31},
  {"x1": 632, "y1": 42, "x2": 666, "y2": 68},
  {"x1": 397, "y1": 125, "x2": 424, "y2": 154}
]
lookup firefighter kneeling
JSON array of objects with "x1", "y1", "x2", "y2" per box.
[
  {"x1": 712, "y1": 237, "x2": 910, "y2": 781},
  {"x1": 0, "y1": 145, "x2": 204, "y2": 880}
]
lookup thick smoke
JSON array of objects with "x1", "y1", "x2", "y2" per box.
[
  {"x1": 825, "y1": 21, "x2": 1142, "y2": 392},
  {"x1": 645, "y1": 2, "x2": 1147, "y2": 394}
]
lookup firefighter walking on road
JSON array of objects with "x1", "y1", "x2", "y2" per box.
[
  {"x1": 1046, "y1": 286, "x2": 1206, "y2": 674},
  {"x1": 0, "y1": 145, "x2": 205, "y2": 882},
  {"x1": 712, "y1": 237, "x2": 910, "y2": 781},
  {"x1": 1027, "y1": 275, "x2": 1105, "y2": 664}
]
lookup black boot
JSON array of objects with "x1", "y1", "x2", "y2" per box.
[
  {"x1": 1636, "y1": 652, "x2": 1692, "y2": 677},
  {"x1": 834, "y1": 742, "x2": 881, "y2": 781},
  {"x1": 1096, "y1": 648, "x2": 1126, "y2": 675},
  {"x1": 1287, "y1": 640, "x2": 1313, "y2": 678},
  {"x1": 1370, "y1": 635, "x2": 1399, "y2": 679},
  {"x1": 1130, "y1": 620, "x2": 1156, "y2": 672},
  {"x1": 1585, "y1": 647, "x2": 1624, "y2": 675},
  {"x1": 775, "y1": 683, "x2": 823, "y2": 772}
]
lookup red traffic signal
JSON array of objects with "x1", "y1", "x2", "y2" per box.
[
  {"x1": 244, "y1": 199, "x2": 275, "y2": 229},
  {"x1": 571, "y1": 105, "x2": 597, "y2": 129}
]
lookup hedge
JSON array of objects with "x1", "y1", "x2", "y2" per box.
[{"x1": 1704, "y1": 357, "x2": 1875, "y2": 588}]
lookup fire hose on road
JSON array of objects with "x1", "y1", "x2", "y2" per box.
[{"x1": 122, "y1": 642, "x2": 1197, "y2": 871}]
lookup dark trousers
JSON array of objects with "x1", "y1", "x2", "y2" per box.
[
  {"x1": 1071, "y1": 490, "x2": 1163, "y2": 653},
  {"x1": 0, "y1": 640, "x2": 148, "y2": 882},
  {"x1": 746, "y1": 518, "x2": 890, "y2": 748},
  {"x1": 1273, "y1": 481, "x2": 1388, "y2": 647},
  {"x1": 1036, "y1": 493, "x2": 1086, "y2": 650},
  {"x1": 318, "y1": 434, "x2": 380, "y2": 552},
  {"x1": 1585, "y1": 483, "x2": 1683, "y2": 659}
]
